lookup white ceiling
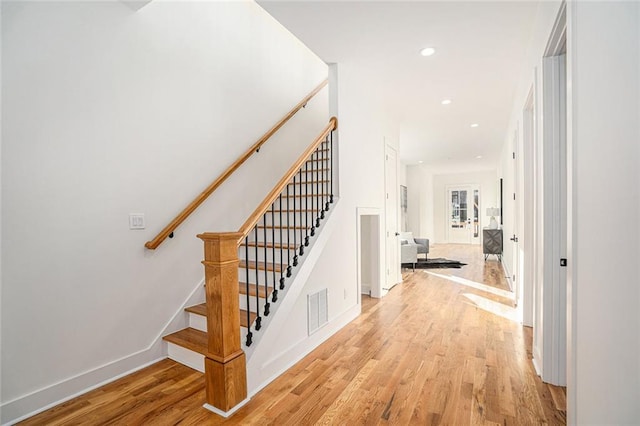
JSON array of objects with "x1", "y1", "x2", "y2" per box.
[{"x1": 258, "y1": 1, "x2": 540, "y2": 172}]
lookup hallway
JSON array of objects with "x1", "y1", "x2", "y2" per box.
[{"x1": 21, "y1": 244, "x2": 565, "y2": 425}]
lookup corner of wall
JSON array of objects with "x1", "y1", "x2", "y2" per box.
[{"x1": 0, "y1": 279, "x2": 204, "y2": 425}]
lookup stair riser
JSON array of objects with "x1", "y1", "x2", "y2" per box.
[
  {"x1": 241, "y1": 249, "x2": 304, "y2": 265},
  {"x1": 239, "y1": 294, "x2": 269, "y2": 312},
  {"x1": 239, "y1": 271, "x2": 287, "y2": 288},
  {"x1": 243, "y1": 224, "x2": 326, "y2": 244},
  {"x1": 270, "y1": 197, "x2": 331, "y2": 211},
  {"x1": 167, "y1": 343, "x2": 204, "y2": 373},
  {"x1": 189, "y1": 312, "x2": 207, "y2": 332},
  {"x1": 245, "y1": 231, "x2": 312, "y2": 245},
  {"x1": 188, "y1": 312, "x2": 254, "y2": 342},
  {"x1": 259, "y1": 211, "x2": 323, "y2": 226},
  {"x1": 286, "y1": 181, "x2": 330, "y2": 190}
]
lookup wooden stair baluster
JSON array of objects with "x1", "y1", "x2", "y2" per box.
[{"x1": 196, "y1": 232, "x2": 247, "y2": 413}]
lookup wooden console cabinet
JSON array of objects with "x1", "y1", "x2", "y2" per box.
[{"x1": 483, "y1": 229, "x2": 503, "y2": 260}]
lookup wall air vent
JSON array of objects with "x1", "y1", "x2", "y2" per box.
[{"x1": 308, "y1": 289, "x2": 328, "y2": 335}]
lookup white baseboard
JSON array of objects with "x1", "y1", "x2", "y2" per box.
[
  {"x1": 532, "y1": 356, "x2": 543, "y2": 377},
  {"x1": 203, "y1": 398, "x2": 249, "y2": 418},
  {"x1": 501, "y1": 257, "x2": 514, "y2": 292},
  {"x1": 1, "y1": 355, "x2": 166, "y2": 426},
  {"x1": 1, "y1": 279, "x2": 205, "y2": 425}
]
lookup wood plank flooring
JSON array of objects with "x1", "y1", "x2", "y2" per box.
[{"x1": 20, "y1": 244, "x2": 566, "y2": 425}]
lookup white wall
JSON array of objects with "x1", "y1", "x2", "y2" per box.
[
  {"x1": 0, "y1": 2, "x2": 3, "y2": 412},
  {"x1": 408, "y1": 168, "x2": 497, "y2": 244},
  {"x1": 500, "y1": 0, "x2": 640, "y2": 422},
  {"x1": 406, "y1": 165, "x2": 435, "y2": 240},
  {"x1": 399, "y1": 162, "x2": 407, "y2": 187},
  {"x1": 568, "y1": 2, "x2": 640, "y2": 423},
  {"x1": 1, "y1": 2, "x2": 329, "y2": 422}
]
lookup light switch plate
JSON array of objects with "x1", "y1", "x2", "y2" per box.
[{"x1": 129, "y1": 213, "x2": 145, "y2": 230}]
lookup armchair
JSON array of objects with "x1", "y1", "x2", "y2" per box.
[
  {"x1": 400, "y1": 232, "x2": 430, "y2": 270},
  {"x1": 414, "y1": 237, "x2": 429, "y2": 260},
  {"x1": 401, "y1": 242, "x2": 418, "y2": 270}
]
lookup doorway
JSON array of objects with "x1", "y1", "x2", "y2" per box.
[
  {"x1": 357, "y1": 208, "x2": 382, "y2": 299},
  {"x1": 446, "y1": 185, "x2": 480, "y2": 244}
]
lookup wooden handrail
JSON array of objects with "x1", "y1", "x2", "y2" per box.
[
  {"x1": 145, "y1": 79, "x2": 329, "y2": 249},
  {"x1": 238, "y1": 116, "x2": 338, "y2": 240}
]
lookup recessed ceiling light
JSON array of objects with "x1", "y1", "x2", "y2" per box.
[
  {"x1": 470, "y1": 123, "x2": 479, "y2": 128},
  {"x1": 420, "y1": 47, "x2": 436, "y2": 57},
  {"x1": 418, "y1": 160, "x2": 424, "y2": 164},
  {"x1": 441, "y1": 99, "x2": 452, "y2": 105},
  {"x1": 476, "y1": 155, "x2": 483, "y2": 159}
]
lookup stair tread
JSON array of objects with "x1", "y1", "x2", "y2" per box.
[
  {"x1": 239, "y1": 282, "x2": 275, "y2": 297},
  {"x1": 163, "y1": 327, "x2": 207, "y2": 355},
  {"x1": 184, "y1": 304, "x2": 256, "y2": 328},
  {"x1": 239, "y1": 259, "x2": 284, "y2": 272}
]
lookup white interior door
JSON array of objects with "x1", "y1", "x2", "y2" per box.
[
  {"x1": 385, "y1": 145, "x2": 400, "y2": 291},
  {"x1": 535, "y1": 46, "x2": 567, "y2": 386},
  {"x1": 447, "y1": 186, "x2": 480, "y2": 244}
]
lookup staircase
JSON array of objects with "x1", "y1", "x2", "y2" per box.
[{"x1": 160, "y1": 117, "x2": 337, "y2": 415}]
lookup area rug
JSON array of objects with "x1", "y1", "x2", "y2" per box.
[{"x1": 402, "y1": 258, "x2": 467, "y2": 269}]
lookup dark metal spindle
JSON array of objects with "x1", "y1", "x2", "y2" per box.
[
  {"x1": 293, "y1": 175, "x2": 298, "y2": 267},
  {"x1": 253, "y1": 226, "x2": 261, "y2": 330},
  {"x1": 299, "y1": 169, "x2": 304, "y2": 256},
  {"x1": 244, "y1": 236, "x2": 252, "y2": 346},
  {"x1": 330, "y1": 132, "x2": 334, "y2": 204},
  {"x1": 321, "y1": 144, "x2": 326, "y2": 219},
  {"x1": 316, "y1": 148, "x2": 321, "y2": 228},
  {"x1": 271, "y1": 207, "x2": 278, "y2": 302},
  {"x1": 304, "y1": 161, "x2": 310, "y2": 247},
  {"x1": 310, "y1": 150, "x2": 316, "y2": 236},
  {"x1": 324, "y1": 140, "x2": 330, "y2": 212},
  {"x1": 263, "y1": 213, "x2": 270, "y2": 316},
  {"x1": 286, "y1": 186, "x2": 292, "y2": 277},
  {"x1": 279, "y1": 194, "x2": 286, "y2": 288}
]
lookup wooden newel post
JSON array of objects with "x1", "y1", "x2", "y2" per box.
[{"x1": 197, "y1": 232, "x2": 247, "y2": 413}]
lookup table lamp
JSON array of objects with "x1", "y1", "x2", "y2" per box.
[{"x1": 486, "y1": 207, "x2": 500, "y2": 229}]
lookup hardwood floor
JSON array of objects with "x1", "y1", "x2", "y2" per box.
[{"x1": 21, "y1": 244, "x2": 566, "y2": 425}]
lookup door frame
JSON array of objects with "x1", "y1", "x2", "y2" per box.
[
  {"x1": 522, "y1": 86, "x2": 536, "y2": 328},
  {"x1": 445, "y1": 184, "x2": 481, "y2": 244},
  {"x1": 356, "y1": 207, "x2": 383, "y2": 299},
  {"x1": 535, "y1": 1, "x2": 567, "y2": 388}
]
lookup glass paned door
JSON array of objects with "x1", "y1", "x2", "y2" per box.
[{"x1": 447, "y1": 186, "x2": 481, "y2": 244}]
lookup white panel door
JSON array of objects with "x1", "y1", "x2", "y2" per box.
[
  {"x1": 385, "y1": 146, "x2": 400, "y2": 290},
  {"x1": 447, "y1": 186, "x2": 480, "y2": 244}
]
